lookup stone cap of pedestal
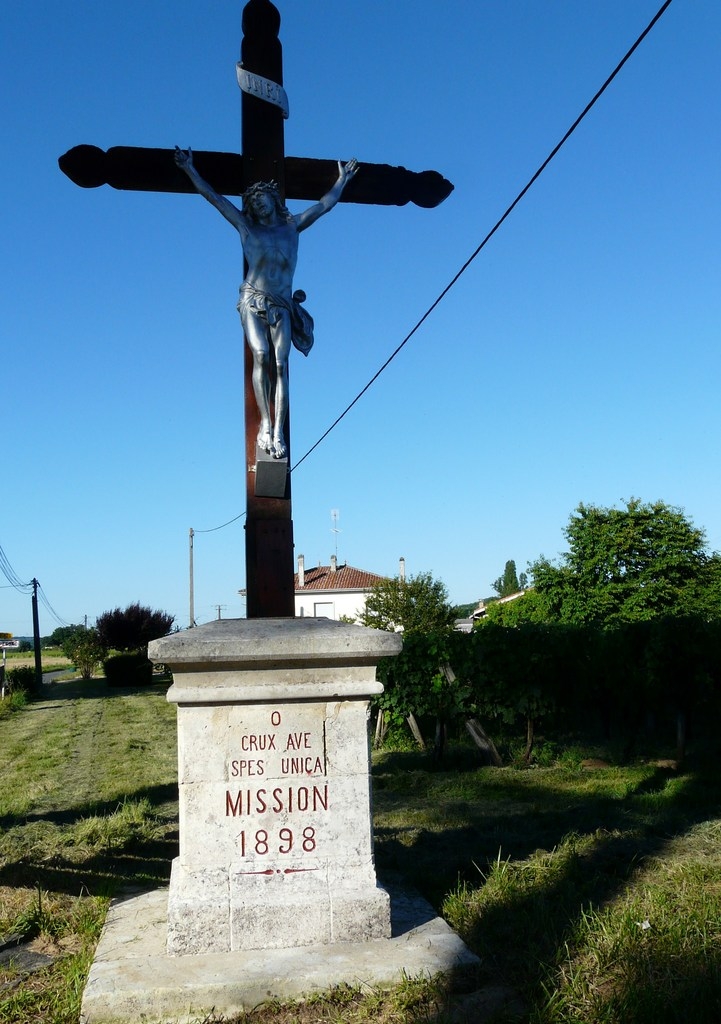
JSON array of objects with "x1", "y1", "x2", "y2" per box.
[{"x1": 149, "y1": 618, "x2": 402, "y2": 705}]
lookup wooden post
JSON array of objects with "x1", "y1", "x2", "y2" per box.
[{"x1": 241, "y1": 0, "x2": 294, "y2": 617}]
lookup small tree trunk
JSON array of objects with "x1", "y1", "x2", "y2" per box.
[
  {"x1": 374, "y1": 709, "x2": 382, "y2": 746},
  {"x1": 441, "y1": 663, "x2": 456, "y2": 684},
  {"x1": 433, "y1": 717, "x2": 447, "y2": 761},
  {"x1": 374, "y1": 709, "x2": 388, "y2": 748},
  {"x1": 406, "y1": 713, "x2": 425, "y2": 750},
  {"x1": 523, "y1": 716, "x2": 535, "y2": 764},
  {"x1": 465, "y1": 718, "x2": 503, "y2": 766}
]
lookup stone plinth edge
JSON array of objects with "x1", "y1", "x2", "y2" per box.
[
  {"x1": 150, "y1": 617, "x2": 402, "y2": 666},
  {"x1": 149, "y1": 618, "x2": 402, "y2": 704}
]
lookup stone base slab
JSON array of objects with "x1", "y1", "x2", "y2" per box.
[{"x1": 81, "y1": 886, "x2": 479, "y2": 1024}]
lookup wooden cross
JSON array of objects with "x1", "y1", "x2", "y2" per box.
[{"x1": 59, "y1": 0, "x2": 452, "y2": 620}]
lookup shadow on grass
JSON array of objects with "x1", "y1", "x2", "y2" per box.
[
  {"x1": 38, "y1": 676, "x2": 172, "y2": 702},
  {"x1": 452, "y1": 820, "x2": 721, "y2": 1022},
  {"x1": 600, "y1": 945, "x2": 721, "y2": 1023},
  {"x1": 373, "y1": 754, "x2": 721, "y2": 1021},
  {"x1": 0, "y1": 840, "x2": 177, "y2": 897},
  {"x1": 374, "y1": 761, "x2": 709, "y2": 903},
  {"x1": 0, "y1": 815, "x2": 179, "y2": 897},
  {"x1": 0, "y1": 776, "x2": 180, "y2": 898},
  {"x1": 0, "y1": 782, "x2": 179, "y2": 833}
]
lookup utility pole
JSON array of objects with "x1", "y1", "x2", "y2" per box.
[{"x1": 31, "y1": 578, "x2": 42, "y2": 692}]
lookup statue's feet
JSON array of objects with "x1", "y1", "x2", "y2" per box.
[
  {"x1": 272, "y1": 435, "x2": 287, "y2": 459},
  {"x1": 257, "y1": 427, "x2": 273, "y2": 453}
]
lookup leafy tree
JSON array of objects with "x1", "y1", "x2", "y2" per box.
[
  {"x1": 530, "y1": 498, "x2": 721, "y2": 626},
  {"x1": 493, "y1": 559, "x2": 522, "y2": 598},
  {"x1": 42, "y1": 625, "x2": 84, "y2": 650},
  {"x1": 362, "y1": 571, "x2": 456, "y2": 756},
  {"x1": 471, "y1": 623, "x2": 570, "y2": 762},
  {"x1": 57, "y1": 625, "x2": 87, "y2": 655},
  {"x1": 62, "y1": 628, "x2": 106, "y2": 680},
  {"x1": 481, "y1": 588, "x2": 551, "y2": 626},
  {"x1": 96, "y1": 603, "x2": 175, "y2": 654},
  {"x1": 374, "y1": 629, "x2": 481, "y2": 758},
  {"x1": 641, "y1": 615, "x2": 720, "y2": 762},
  {"x1": 360, "y1": 571, "x2": 455, "y2": 635},
  {"x1": 376, "y1": 632, "x2": 465, "y2": 724}
]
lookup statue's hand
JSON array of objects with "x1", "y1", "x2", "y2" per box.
[
  {"x1": 337, "y1": 157, "x2": 359, "y2": 188},
  {"x1": 174, "y1": 146, "x2": 193, "y2": 170}
]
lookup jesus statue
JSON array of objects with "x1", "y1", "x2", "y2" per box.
[{"x1": 174, "y1": 147, "x2": 359, "y2": 459}]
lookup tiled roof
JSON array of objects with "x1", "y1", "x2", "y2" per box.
[{"x1": 294, "y1": 564, "x2": 388, "y2": 593}]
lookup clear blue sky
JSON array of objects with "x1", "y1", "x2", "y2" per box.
[{"x1": 2, "y1": 0, "x2": 720, "y2": 635}]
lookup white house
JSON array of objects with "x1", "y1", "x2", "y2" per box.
[{"x1": 294, "y1": 555, "x2": 403, "y2": 622}]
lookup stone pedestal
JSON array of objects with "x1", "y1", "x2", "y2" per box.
[{"x1": 148, "y1": 617, "x2": 401, "y2": 956}]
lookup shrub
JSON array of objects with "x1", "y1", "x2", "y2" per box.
[
  {"x1": 0, "y1": 687, "x2": 28, "y2": 719},
  {"x1": 96, "y1": 603, "x2": 174, "y2": 654},
  {"x1": 103, "y1": 653, "x2": 154, "y2": 687},
  {"x1": 6, "y1": 666, "x2": 38, "y2": 693},
  {"x1": 63, "y1": 628, "x2": 106, "y2": 679}
]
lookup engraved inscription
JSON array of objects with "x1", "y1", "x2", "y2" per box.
[
  {"x1": 225, "y1": 784, "x2": 329, "y2": 816},
  {"x1": 223, "y1": 708, "x2": 330, "y2": 867},
  {"x1": 228, "y1": 709, "x2": 326, "y2": 779}
]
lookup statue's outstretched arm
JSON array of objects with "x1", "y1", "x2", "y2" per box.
[
  {"x1": 294, "y1": 159, "x2": 359, "y2": 232},
  {"x1": 175, "y1": 147, "x2": 244, "y2": 231}
]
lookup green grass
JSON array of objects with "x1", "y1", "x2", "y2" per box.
[
  {"x1": 1, "y1": 682, "x2": 719, "y2": 1022},
  {"x1": 0, "y1": 689, "x2": 28, "y2": 720},
  {"x1": 0, "y1": 677, "x2": 177, "y2": 1023},
  {"x1": 453, "y1": 823, "x2": 721, "y2": 1023}
]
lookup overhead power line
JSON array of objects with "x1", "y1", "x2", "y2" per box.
[
  {"x1": 0, "y1": 542, "x2": 33, "y2": 594},
  {"x1": 193, "y1": 510, "x2": 246, "y2": 534},
  {"x1": 37, "y1": 584, "x2": 70, "y2": 628},
  {"x1": 0, "y1": 541, "x2": 70, "y2": 626},
  {"x1": 290, "y1": 0, "x2": 674, "y2": 473}
]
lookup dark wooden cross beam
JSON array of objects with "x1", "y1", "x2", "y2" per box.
[
  {"x1": 58, "y1": 147, "x2": 452, "y2": 210},
  {"x1": 59, "y1": 0, "x2": 452, "y2": 620}
]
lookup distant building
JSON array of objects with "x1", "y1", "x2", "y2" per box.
[
  {"x1": 294, "y1": 555, "x2": 404, "y2": 622},
  {"x1": 470, "y1": 590, "x2": 528, "y2": 620},
  {"x1": 454, "y1": 618, "x2": 475, "y2": 634}
]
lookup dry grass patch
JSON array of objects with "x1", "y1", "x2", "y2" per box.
[{"x1": 0, "y1": 884, "x2": 107, "y2": 1024}]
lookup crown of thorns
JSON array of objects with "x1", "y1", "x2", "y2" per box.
[{"x1": 243, "y1": 180, "x2": 280, "y2": 202}]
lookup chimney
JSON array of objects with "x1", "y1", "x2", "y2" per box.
[
  {"x1": 330, "y1": 554, "x2": 337, "y2": 573},
  {"x1": 298, "y1": 554, "x2": 305, "y2": 588},
  {"x1": 399, "y1": 557, "x2": 406, "y2": 582}
]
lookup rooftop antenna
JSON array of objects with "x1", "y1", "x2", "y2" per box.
[{"x1": 330, "y1": 509, "x2": 341, "y2": 561}]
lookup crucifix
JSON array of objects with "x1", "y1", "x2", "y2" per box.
[{"x1": 59, "y1": 0, "x2": 452, "y2": 620}]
